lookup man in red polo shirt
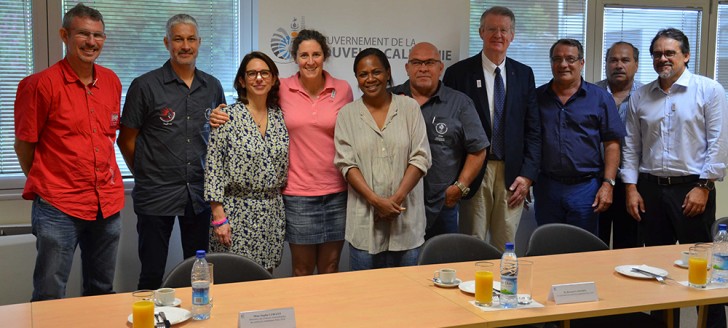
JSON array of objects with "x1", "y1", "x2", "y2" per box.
[{"x1": 14, "y1": 3, "x2": 124, "y2": 301}]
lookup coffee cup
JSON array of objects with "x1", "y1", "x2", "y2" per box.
[
  {"x1": 154, "y1": 287, "x2": 175, "y2": 306},
  {"x1": 434, "y1": 268, "x2": 457, "y2": 284},
  {"x1": 681, "y1": 250, "x2": 690, "y2": 265}
]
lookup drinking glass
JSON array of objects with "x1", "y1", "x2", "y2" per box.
[
  {"x1": 518, "y1": 260, "x2": 534, "y2": 305},
  {"x1": 474, "y1": 261, "x2": 494, "y2": 307},
  {"x1": 688, "y1": 244, "x2": 711, "y2": 288},
  {"x1": 132, "y1": 290, "x2": 155, "y2": 328}
]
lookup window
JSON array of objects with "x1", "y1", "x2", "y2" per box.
[
  {"x1": 0, "y1": 0, "x2": 33, "y2": 175},
  {"x1": 717, "y1": 2, "x2": 728, "y2": 97},
  {"x1": 62, "y1": 0, "x2": 242, "y2": 176},
  {"x1": 469, "y1": 1, "x2": 587, "y2": 86},
  {"x1": 601, "y1": 6, "x2": 702, "y2": 85}
]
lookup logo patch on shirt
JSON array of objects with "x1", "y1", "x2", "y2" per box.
[
  {"x1": 435, "y1": 122, "x2": 448, "y2": 135},
  {"x1": 160, "y1": 107, "x2": 175, "y2": 125},
  {"x1": 205, "y1": 107, "x2": 212, "y2": 120},
  {"x1": 110, "y1": 113, "x2": 119, "y2": 129}
]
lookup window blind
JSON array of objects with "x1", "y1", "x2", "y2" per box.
[
  {"x1": 716, "y1": 2, "x2": 728, "y2": 98},
  {"x1": 468, "y1": 1, "x2": 587, "y2": 86},
  {"x1": 0, "y1": 0, "x2": 33, "y2": 175},
  {"x1": 601, "y1": 6, "x2": 701, "y2": 85}
]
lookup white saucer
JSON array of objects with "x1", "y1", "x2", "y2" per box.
[
  {"x1": 458, "y1": 280, "x2": 502, "y2": 294},
  {"x1": 615, "y1": 264, "x2": 669, "y2": 279},
  {"x1": 156, "y1": 298, "x2": 182, "y2": 307},
  {"x1": 127, "y1": 306, "x2": 191, "y2": 325},
  {"x1": 434, "y1": 278, "x2": 462, "y2": 288},
  {"x1": 674, "y1": 260, "x2": 688, "y2": 269}
]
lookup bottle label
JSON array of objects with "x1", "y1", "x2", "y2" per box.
[
  {"x1": 713, "y1": 254, "x2": 728, "y2": 271},
  {"x1": 501, "y1": 276, "x2": 517, "y2": 295}
]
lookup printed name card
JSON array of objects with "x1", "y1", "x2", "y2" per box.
[
  {"x1": 547, "y1": 282, "x2": 598, "y2": 304},
  {"x1": 239, "y1": 307, "x2": 296, "y2": 328}
]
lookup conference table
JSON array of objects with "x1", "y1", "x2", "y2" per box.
[{"x1": 7, "y1": 244, "x2": 728, "y2": 328}]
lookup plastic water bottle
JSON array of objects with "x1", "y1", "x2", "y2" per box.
[
  {"x1": 500, "y1": 242, "x2": 518, "y2": 308},
  {"x1": 711, "y1": 224, "x2": 728, "y2": 285},
  {"x1": 191, "y1": 250, "x2": 211, "y2": 320}
]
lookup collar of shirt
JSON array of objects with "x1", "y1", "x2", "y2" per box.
[
  {"x1": 544, "y1": 77, "x2": 588, "y2": 102},
  {"x1": 649, "y1": 69, "x2": 692, "y2": 94},
  {"x1": 161, "y1": 59, "x2": 207, "y2": 89},
  {"x1": 287, "y1": 70, "x2": 337, "y2": 96},
  {"x1": 60, "y1": 58, "x2": 100, "y2": 88},
  {"x1": 481, "y1": 52, "x2": 506, "y2": 77},
  {"x1": 390, "y1": 80, "x2": 444, "y2": 107}
]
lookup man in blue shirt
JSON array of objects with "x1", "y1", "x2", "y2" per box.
[
  {"x1": 622, "y1": 28, "x2": 728, "y2": 246},
  {"x1": 534, "y1": 39, "x2": 626, "y2": 235},
  {"x1": 595, "y1": 41, "x2": 643, "y2": 249}
]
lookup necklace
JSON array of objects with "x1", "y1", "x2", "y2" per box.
[{"x1": 246, "y1": 105, "x2": 268, "y2": 129}]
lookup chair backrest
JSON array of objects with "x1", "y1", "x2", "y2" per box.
[
  {"x1": 525, "y1": 223, "x2": 609, "y2": 257},
  {"x1": 161, "y1": 252, "x2": 273, "y2": 288},
  {"x1": 711, "y1": 217, "x2": 728, "y2": 238},
  {"x1": 417, "y1": 233, "x2": 503, "y2": 265}
]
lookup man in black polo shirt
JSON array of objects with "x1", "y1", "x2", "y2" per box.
[{"x1": 118, "y1": 14, "x2": 226, "y2": 289}]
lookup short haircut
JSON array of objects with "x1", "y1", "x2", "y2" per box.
[
  {"x1": 62, "y1": 3, "x2": 104, "y2": 30},
  {"x1": 353, "y1": 48, "x2": 393, "y2": 86},
  {"x1": 550, "y1": 38, "x2": 584, "y2": 59},
  {"x1": 233, "y1": 51, "x2": 281, "y2": 108},
  {"x1": 290, "y1": 29, "x2": 331, "y2": 60},
  {"x1": 650, "y1": 28, "x2": 690, "y2": 68},
  {"x1": 166, "y1": 14, "x2": 199, "y2": 39},
  {"x1": 605, "y1": 41, "x2": 639, "y2": 63},
  {"x1": 480, "y1": 6, "x2": 515, "y2": 30}
]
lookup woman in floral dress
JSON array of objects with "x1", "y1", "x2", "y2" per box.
[{"x1": 204, "y1": 51, "x2": 289, "y2": 271}]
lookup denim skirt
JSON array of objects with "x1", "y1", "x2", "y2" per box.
[{"x1": 283, "y1": 191, "x2": 346, "y2": 244}]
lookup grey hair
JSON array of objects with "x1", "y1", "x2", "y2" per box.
[
  {"x1": 166, "y1": 14, "x2": 198, "y2": 39},
  {"x1": 62, "y1": 3, "x2": 104, "y2": 30}
]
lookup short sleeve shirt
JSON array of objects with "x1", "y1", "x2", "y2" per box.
[
  {"x1": 536, "y1": 79, "x2": 626, "y2": 177},
  {"x1": 121, "y1": 60, "x2": 226, "y2": 216},
  {"x1": 390, "y1": 81, "x2": 488, "y2": 223},
  {"x1": 14, "y1": 58, "x2": 124, "y2": 220}
]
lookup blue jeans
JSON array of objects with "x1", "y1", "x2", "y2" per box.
[
  {"x1": 349, "y1": 244, "x2": 420, "y2": 271},
  {"x1": 533, "y1": 174, "x2": 600, "y2": 235},
  {"x1": 425, "y1": 204, "x2": 459, "y2": 240},
  {"x1": 31, "y1": 197, "x2": 121, "y2": 301}
]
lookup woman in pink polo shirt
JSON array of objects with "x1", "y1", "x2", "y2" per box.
[{"x1": 280, "y1": 29, "x2": 353, "y2": 276}]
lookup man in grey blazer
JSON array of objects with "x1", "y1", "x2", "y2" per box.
[{"x1": 443, "y1": 6, "x2": 541, "y2": 251}]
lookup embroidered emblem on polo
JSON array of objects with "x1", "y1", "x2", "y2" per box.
[
  {"x1": 435, "y1": 122, "x2": 448, "y2": 135},
  {"x1": 160, "y1": 107, "x2": 175, "y2": 125},
  {"x1": 205, "y1": 107, "x2": 212, "y2": 120}
]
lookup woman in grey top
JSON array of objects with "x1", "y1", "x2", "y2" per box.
[{"x1": 334, "y1": 48, "x2": 431, "y2": 270}]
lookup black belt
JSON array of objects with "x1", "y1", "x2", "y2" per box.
[
  {"x1": 639, "y1": 173, "x2": 699, "y2": 186},
  {"x1": 547, "y1": 174, "x2": 597, "y2": 185}
]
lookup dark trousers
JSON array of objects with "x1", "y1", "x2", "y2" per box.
[
  {"x1": 598, "y1": 179, "x2": 642, "y2": 248},
  {"x1": 425, "y1": 204, "x2": 459, "y2": 240},
  {"x1": 638, "y1": 176, "x2": 725, "y2": 328},
  {"x1": 136, "y1": 200, "x2": 210, "y2": 289}
]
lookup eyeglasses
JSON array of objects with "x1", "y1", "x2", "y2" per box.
[
  {"x1": 245, "y1": 70, "x2": 272, "y2": 80},
  {"x1": 408, "y1": 59, "x2": 441, "y2": 68},
  {"x1": 71, "y1": 29, "x2": 106, "y2": 41},
  {"x1": 651, "y1": 50, "x2": 678, "y2": 60},
  {"x1": 483, "y1": 27, "x2": 511, "y2": 35},
  {"x1": 550, "y1": 56, "x2": 581, "y2": 64}
]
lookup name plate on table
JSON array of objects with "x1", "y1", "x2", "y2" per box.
[
  {"x1": 239, "y1": 307, "x2": 296, "y2": 328},
  {"x1": 547, "y1": 282, "x2": 598, "y2": 304}
]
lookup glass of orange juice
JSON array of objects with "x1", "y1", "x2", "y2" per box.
[
  {"x1": 132, "y1": 290, "x2": 155, "y2": 328},
  {"x1": 475, "y1": 261, "x2": 494, "y2": 307},
  {"x1": 688, "y1": 245, "x2": 711, "y2": 288}
]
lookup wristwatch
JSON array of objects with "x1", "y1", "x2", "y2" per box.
[
  {"x1": 453, "y1": 181, "x2": 470, "y2": 197},
  {"x1": 696, "y1": 179, "x2": 715, "y2": 191},
  {"x1": 603, "y1": 178, "x2": 616, "y2": 187}
]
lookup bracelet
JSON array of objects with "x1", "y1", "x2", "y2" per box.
[{"x1": 211, "y1": 217, "x2": 228, "y2": 228}]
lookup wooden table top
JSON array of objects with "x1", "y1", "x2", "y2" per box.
[{"x1": 7, "y1": 244, "x2": 728, "y2": 328}]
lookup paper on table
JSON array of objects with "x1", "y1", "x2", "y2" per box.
[
  {"x1": 469, "y1": 300, "x2": 545, "y2": 311},
  {"x1": 677, "y1": 281, "x2": 728, "y2": 290}
]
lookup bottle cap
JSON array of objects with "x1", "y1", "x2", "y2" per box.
[
  {"x1": 505, "y1": 242, "x2": 514, "y2": 251},
  {"x1": 196, "y1": 250, "x2": 206, "y2": 258},
  {"x1": 720, "y1": 224, "x2": 727, "y2": 231}
]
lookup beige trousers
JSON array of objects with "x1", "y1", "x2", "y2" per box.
[{"x1": 458, "y1": 160, "x2": 523, "y2": 252}]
